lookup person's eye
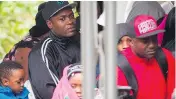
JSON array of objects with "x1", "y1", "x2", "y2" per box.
[
  {"x1": 127, "y1": 39, "x2": 132, "y2": 43},
  {"x1": 71, "y1": 85, "x2": 76, "y2": 88},
  {"x1": 118, "y1": 40, "x2": 122, "y2": 44},
  {"x1": 142, "y1": 40, "x2": 148, "y2": 44},
  {"x1": 70, "y1": 14, "x2": 74, "y2": 19},
  {"x1": 59, "y1": 17, "x2": 65, "y2": 21},
  {"x1": 139, "y1": 38, "x2": 148, "y2": 44},
  {"x1": 16, "y1": 81, "x2": 21, "y2": 84}
]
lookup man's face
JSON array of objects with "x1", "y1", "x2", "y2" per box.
[
  {"x1": 131, "y1": 35, "x2": 158, "y2": 59},
  {"x1": 117, "y1": 36, "x2": 131, "y2": 52},
  {"x1": 47, "y1": 8, "x2": 76, "y2": 37}
]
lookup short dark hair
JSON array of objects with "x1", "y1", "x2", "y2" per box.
[{"x1": 0, "y1": 61, "x2": 23, "y2": 82}]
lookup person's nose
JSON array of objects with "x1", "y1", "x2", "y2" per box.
[
  {"x1": 148, "y1": 38, "x2": 157, "y2": 49},
  {"x1": 20, "y1": 80, "x2": 24, "y2": 87},
  {"x1": 122, "y1": 42, "x2": 129, "y2": 50},
  {"x1": 75, "y1": 87, "x2": 81, "y2": 93},
  {"x1": 20, "y1": 82, "x2": 24, "y2": 87},
  {"x1": 67, "y1": 17, "x2": 75, "y2": 25}
]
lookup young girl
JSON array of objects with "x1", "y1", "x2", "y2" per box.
[
  {"x1": 52, "y1": 63, "x2": 103, "y2": 99},
  {"x1": 0, "y1": 61, "x2": 29, "y2": 99},
  {"x1": 52, "y1": 63, "x2": 82, "y2": 99}
]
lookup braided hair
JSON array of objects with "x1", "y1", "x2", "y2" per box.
[{"x1": 0, "y1": 61, "x2": 23, "y2": 84}]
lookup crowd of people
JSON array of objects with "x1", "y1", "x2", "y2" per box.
[{"x1": 0, "y1": 1, "x2": 175, "y2": 99}]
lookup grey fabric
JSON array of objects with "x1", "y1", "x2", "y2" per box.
[
  {"x1": 126, "y1": 1, "x2": 165, "y2": 23},
  {"x1": 116, "y1": 23, "x2": 135, "y2": 41},
  {"x1": 100, "y1": 23, "x2": 135, "y2": 43},
  {"x1": 136, "y1": 29, "x2": 165, "y2": 38}
]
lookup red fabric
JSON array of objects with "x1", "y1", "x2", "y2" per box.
[
  {"x1": 157, "y1": 15, "x2": 168, "y2": 46},
  {"x1": 133, "y1": 15, "x2": 162, "y2": 37},
  {"x1": 116, "y1": 47, "x2": 175, "y2": 99}
]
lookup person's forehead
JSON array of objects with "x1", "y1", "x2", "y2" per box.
[
  {"x1": 70, "y1": 73, "x2": 82, "y2": 79},
  {"x1": 119, "y1": 35, "x2": 131, "y2": 41},
  {"x1": 137, "y1": 35, "x2": 157, "y2": 40},
  {"x1": 10, "y1": 69, "x2": 24, "y2": 79},
  {"x1": 121, "y1": 35, "x2": 130, "y2": 39}
]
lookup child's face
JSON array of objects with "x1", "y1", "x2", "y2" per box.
[
  {"x1": 117, "y1": 36, "x2": 131, "y2": 52},
  {"x1": 69, "y1": 73, "x2": 82, "y2": 99},
  {"x1": 3, "y1": 69, "x2": 25, "y2": 93}
]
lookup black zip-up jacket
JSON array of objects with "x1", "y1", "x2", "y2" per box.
[{"x1": 28, "y1": 31, "x2": 80, "y2": 99}]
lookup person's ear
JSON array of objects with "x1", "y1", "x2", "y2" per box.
[
  {"x1": 46, "y1": 20, "x2": 52, "y2": 29},
  {"x1": 1, "y1": 78, "x2": 9, "y2": 86}
]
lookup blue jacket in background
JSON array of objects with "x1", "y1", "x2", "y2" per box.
[{"x1": 0, "y1": 86, "x2": 29, "y2": 99}]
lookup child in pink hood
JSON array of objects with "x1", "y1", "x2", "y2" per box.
[{"x1": 52, "y1": 63, "x2": 83, "y2": 99}]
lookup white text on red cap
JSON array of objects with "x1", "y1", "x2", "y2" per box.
[{"x1": 138, "y1": 19, "x2": 157, "y2": 34}]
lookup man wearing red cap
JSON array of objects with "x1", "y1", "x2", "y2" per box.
[{"x1": 116, "y1": 15, "x2": 175, "y2": 99}]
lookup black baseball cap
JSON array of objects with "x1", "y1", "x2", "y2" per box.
[{"x1": 42, "y1": 1, "x2": 77, "y2": 21}]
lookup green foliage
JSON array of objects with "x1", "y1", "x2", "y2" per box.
[{"x1": 0, "y1": 1, "x2": 43, "y2": 59}]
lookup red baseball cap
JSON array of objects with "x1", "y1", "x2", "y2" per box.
[{"x1": 129, "y1": 14, "x2": 165, "y2": 38}]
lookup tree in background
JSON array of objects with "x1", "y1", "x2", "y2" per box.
[{"x1": 0, "y1": 1, "x2": 43, "y2": 59}]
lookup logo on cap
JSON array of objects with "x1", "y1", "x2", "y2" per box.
[
  {"x1": 138, "y1": 19, "x2": 157, "y2": 34},
  {"x1": 57, "y1": 1, "x2": 64, "y2": 5},
  {"x1": 130, "y1": 14, "x2": 165, "y2": 38}
]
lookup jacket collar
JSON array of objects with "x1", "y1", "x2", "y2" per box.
[
  {"x1": 15, "y1": 87, "x2": 29, "y2": 98},
  {"x1": 0, "y1": 86, "x2": 12, "y2": 93},
  {"x1": 49, "y1": 31, "x2": 72, "y2": 49},
  {"x1": 0, "y1": 86, "x2": 29, "y2": 98}
]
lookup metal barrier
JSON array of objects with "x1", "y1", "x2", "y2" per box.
[
  {"x1": 81, "y1": 1, "x2": 97, "y2": 99},
  {"x1": 81, "y1": 1, "x2": 117, "y2": 99},
  {"x1": 104, "y1": 1, "x2": 117, "y2": 99}
]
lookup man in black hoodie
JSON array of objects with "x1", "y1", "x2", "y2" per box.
[{"x1": 28, "y1": 1, "x2": 80, "y2": 99}]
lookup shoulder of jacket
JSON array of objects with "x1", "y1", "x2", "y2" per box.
[
  {"x1": 0, "y1": 93, "x2": 12, "y2": 98},
  {"x1": 30, "y1": 37, "x2": 53, "y2": 53},
  {"x1": 161, "y1": 48, "x2": 174, "y2": 57}
]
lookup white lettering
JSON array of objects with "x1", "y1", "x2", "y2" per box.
[{"x1": 138, "y1": 19, "x2": 157, "y2": 34}]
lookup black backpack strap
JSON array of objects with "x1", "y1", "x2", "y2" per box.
[
  {"x1": 155, "y1": 47, "x2": 168, "y2": 81},
  {"x1": 117, "y1": 53, "x2": 138, "y2": 98}
]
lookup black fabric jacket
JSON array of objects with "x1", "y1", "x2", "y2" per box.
[{"x1": 28, "y1": 31, "x2": 80, "y2": 99}]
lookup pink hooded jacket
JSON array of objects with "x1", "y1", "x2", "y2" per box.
[
  {"x1": 157, "y1": 15, "x2": 168, "y2": 46},
  {"x1": 52, "y1": 66, "x2": 80, "y2": 99}
]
